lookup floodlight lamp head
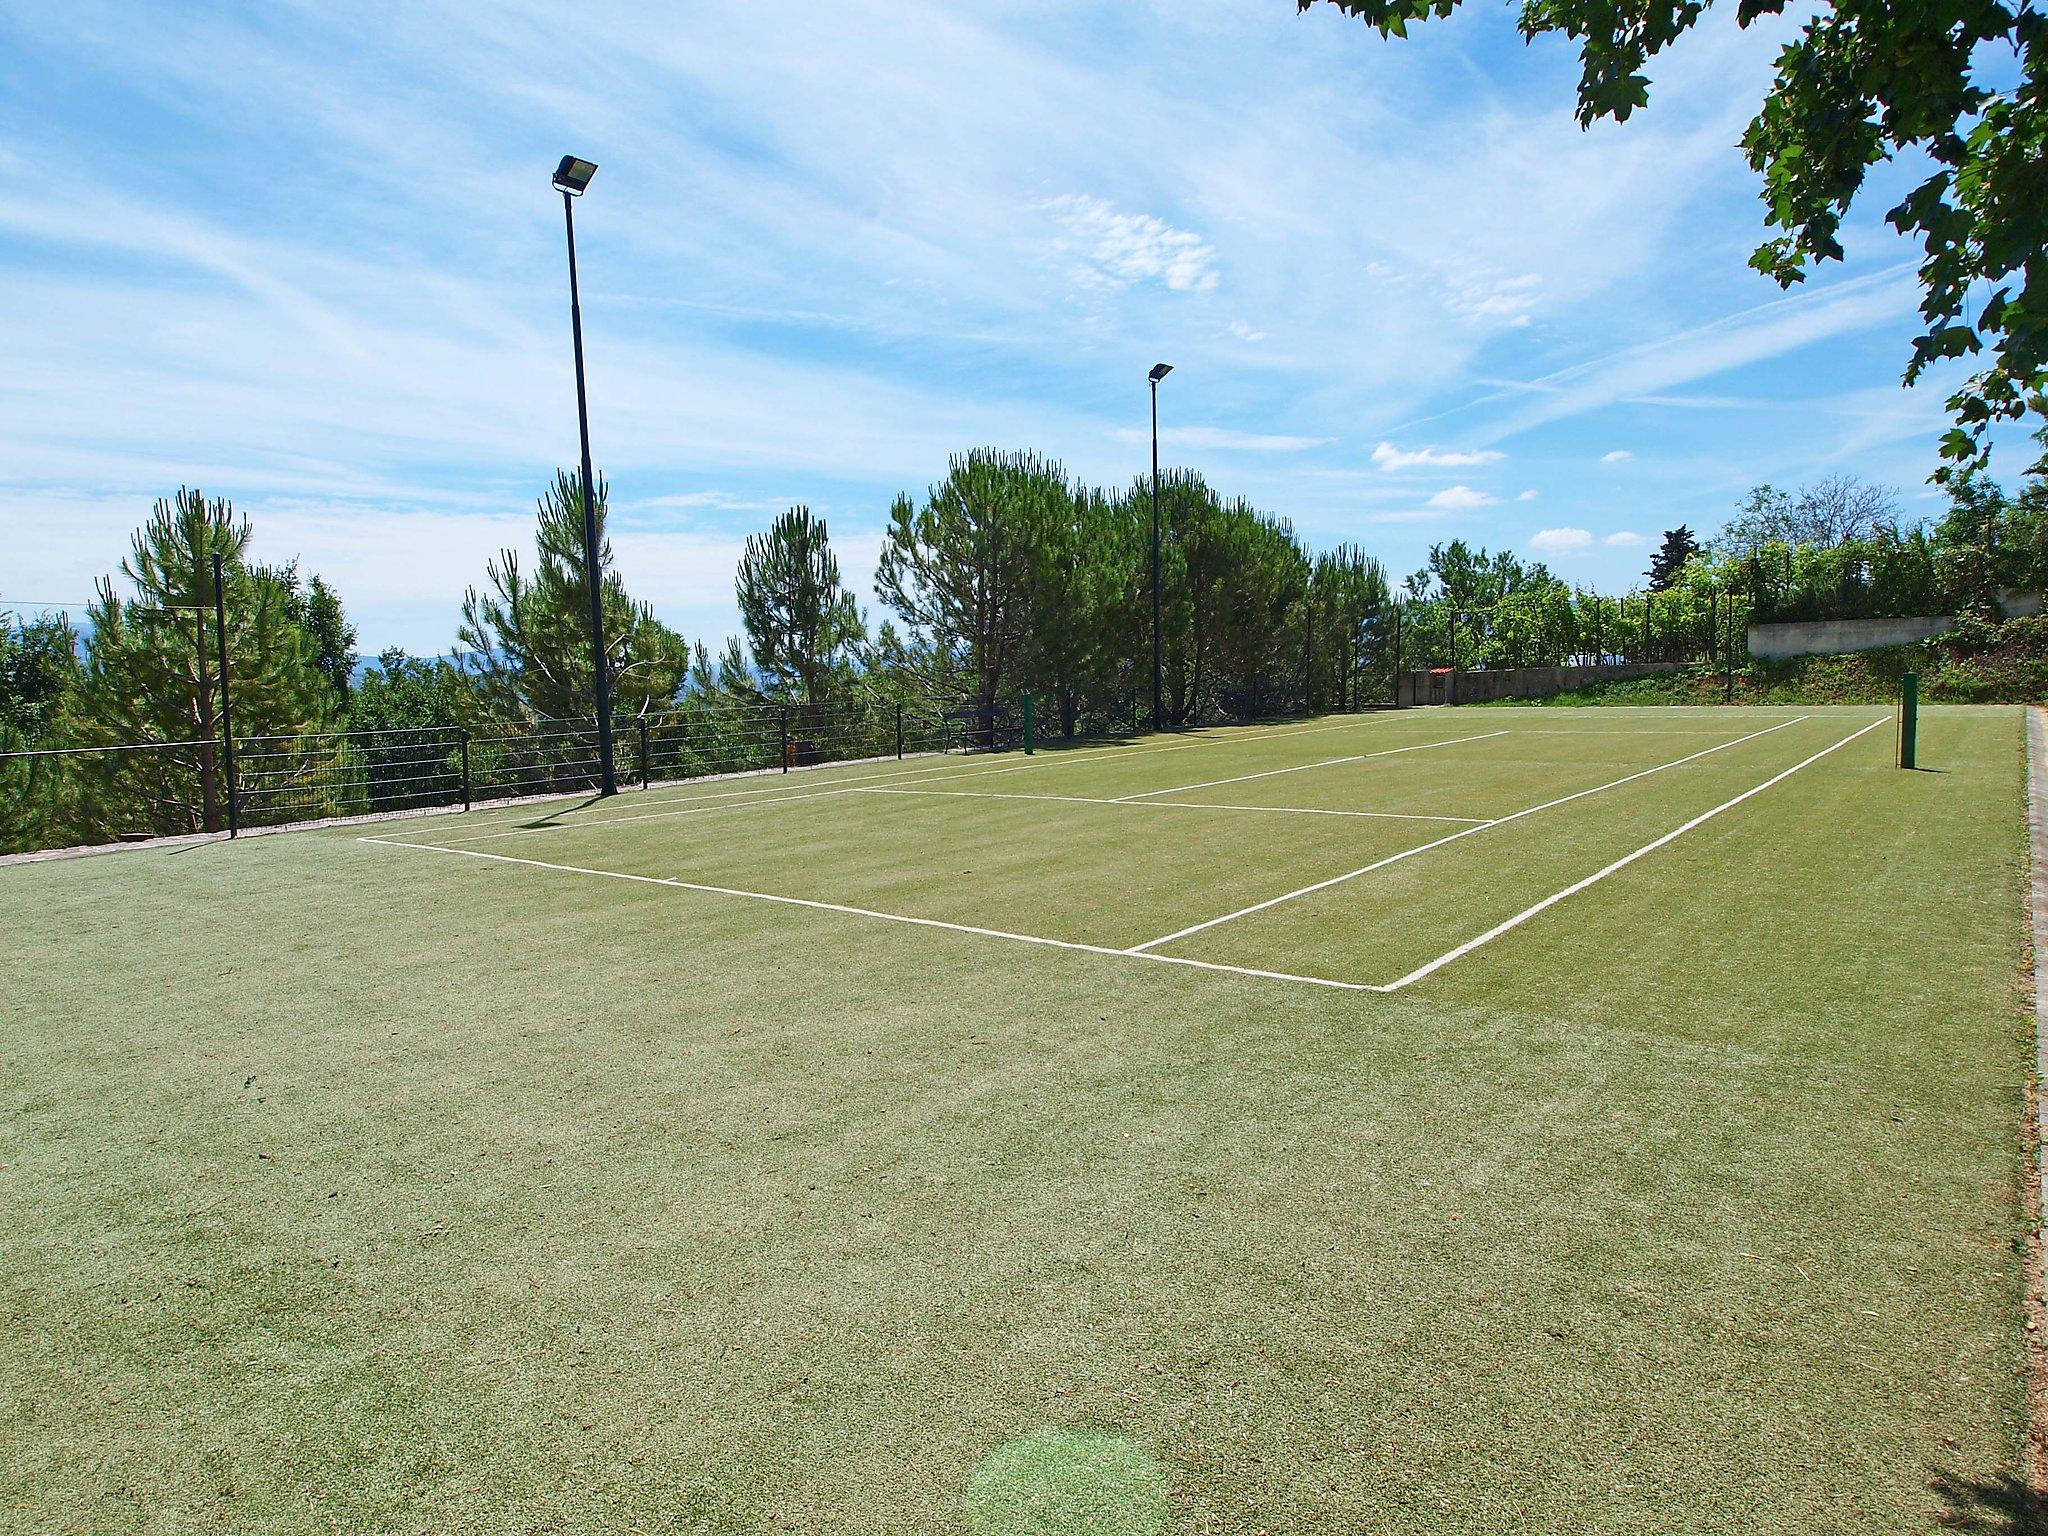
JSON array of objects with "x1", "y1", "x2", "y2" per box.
[
  {"x1": 1148, "y1": 363, "x2": 1173, "y2": 382},
  {"x1": 553, "y1": 156, "x2": 598, "y2": 195}
]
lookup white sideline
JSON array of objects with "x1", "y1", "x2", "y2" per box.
[
  {"x1": 1109, "y1": 730, "x2": 1510, "y2": 801},
  {"x1": 354, "y1": 836, "x2": 1378, "y2": 992},
  {"x1": 859, "y1": 785, "x2": 1492, "y2": 824},
  {"x1": 1376, "y1": 715, "x2": 1888, "y2": 990},
  {"x1": 357, "y1": 712, "x2": 1878, "y2": 996},
  {"x1": 399, "y1": 778, "x2": 901, "y2": 845},
  {"x1": 1125, "y1": 715, "x2": 1809, "y2": 954},
  {"x1": 373, "y1": 714, "x2": 1481, "y2": 846}
]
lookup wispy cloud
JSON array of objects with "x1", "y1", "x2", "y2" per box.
[
  {"x1": 1044, "y1": 194, "x2": 1219, "y2": 294},
  {"x1": 1427, "y1": 485, "x2": 1497, "y2": 510},
  {"x1": 1113, "y1": 426, "x2": 1329, "y2": 452},
  {"x1": 1603, "y1": 530, "x2": 1647, "y2": 548},
  {"x1": 0, "y1": 0, "x2": 2003, "y2": 655},
  {"x1": 1470, "y1": 263, "x2": 1923, "y2": 445},
  {"x1": 1530, "y1": 526, "x2": 1594, "y2": 553},
  {"x1": 1371, "y1": 442, "x2": 1505, "y2": 472}
]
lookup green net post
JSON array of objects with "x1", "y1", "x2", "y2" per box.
[
  {"x1": 1898, "y1": 672, "x2": 1917, "y2": 769},
  {"x1": 1022, "y1": 694, "x2": 1035, "y2": 755}
]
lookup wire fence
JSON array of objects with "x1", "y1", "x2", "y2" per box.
[
  {"x1": 0, "y1": 698, "x2": 1015, "y2": 856},
  {"x1": 1, "y1": 629, "x2": 1721, "y2": 857}
]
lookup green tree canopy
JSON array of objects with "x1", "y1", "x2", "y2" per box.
[
  {"x1": 458, "y1": 470, "x2": 690, "y2": 722},
  {"x1": 67, "y1": 488, "x2": 339, "y2": 835},
  {"x1": 735, "y1": 506, "x2": 865, "y2": 703},
  {"x1": 0, "y1": 612, "x2": 80, "y2": 744},
  {"x1": 1647, "y1": 526, "x2": 1701, "y2": 590},
  {"x1": 1299, "y1": 0, "x2": 2048, "y2": 483},
  {"x1": 875, "y1": 449, "x2": 1065, "y2": 728}
]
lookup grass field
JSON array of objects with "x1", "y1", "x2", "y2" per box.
[{"x1": 1, "y1": 703, "x2": 2035, "y2": 1533}]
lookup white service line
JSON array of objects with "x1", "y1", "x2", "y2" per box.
[
  {"x1": 1378, "y1": 715, "x2": 1888, "y2": 990},
  {"x1": 1125, "y1": 715, "x2": 1810, "y2": 954},
  {"x1": 357, "y1": 712, "x2": 1877, "y2": 997},
  {"x1": 395, "y1": 777, "x2": 898, "y2": 846},
  {"x1": 376, "y1": 710, "x2": 1482, "y2": 846},
  {"x1": 356, "y1": 836, "x2": 1377, "y2": 993},
  {"x1": 1110, "y1": 730, "x2": 1511, "y2": 802},
  {"x1": 862, "y1": 785, "x2": 1491, "y2": 824}
]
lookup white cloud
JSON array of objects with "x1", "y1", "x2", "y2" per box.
[
  {"x1": 629, "y1": 489, "x2": 790, "y2": 514},
  {"x1": 1426, "y1": 484, "x2": 1497, "y2": 510},
  {"x1": 1444, "y1": 269, "x2": 1542, "y2": 328},
  {"x1": 1228, "y1": 320, "x2": 1267, "y2": 342},
  {"x1": 1530, "y1": 526, "x2": 1594, "y2": 553},
  {"x1": 1600, "y1": 449, "x2": 1634, "y2": 463},
  {"x1": 1044, "y1": 194, "x2": 1219, "y2": 294},
  {"x1": 1371, "y1": 442, "x2": 1505, "y2": 472},
  {"x1": 1471, "y1": 263, "x2": 1923, "y2": 446},
  {"x1": 1516, "y1": 489, "x2": 1539, "y2": 501},
  {"x1": 1603, "y1": 530, "x2": 1647, "y2": 548},
  {"x1": 1113, "y1": 426, "x2": 1328, "y2": 452}
]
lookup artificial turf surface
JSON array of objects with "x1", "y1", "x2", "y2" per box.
[{"x1": 0, "y1": 703, "x2": 2033, "y2": 1533}]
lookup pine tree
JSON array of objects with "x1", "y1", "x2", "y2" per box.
[
  {"x1": 1647, "y1": 526, "x2": 1700, "y2": 591},
  {"x1": 736, "y1": 507, "x2": 864, "y2": 703},
  {"x1": 875, "y1": 450, "x2": 1063, "y2": 736},
  {"x1": 65, "y1": 489, "x2": 338, "y2": 836},
  {"x1": 458, "y1": 470, "x2": 690, "y2": 722}
]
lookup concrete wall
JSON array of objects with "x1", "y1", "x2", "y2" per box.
[
  {"x1": 1398, "y1": 661, "x2": 1680, "y2": 706},
  {"x1": 1747, "y1": 615, "x2": 1953, "y2": 659}
]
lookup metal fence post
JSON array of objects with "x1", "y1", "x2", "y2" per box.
[
  {"x1": 1388, "y1": 607, "x2": 1401, "y2": 707},
  {"x1": 210, "y1": 551, "x2": 239, "y2": 837},
  {"x1": 1899, "y1": 672, "x2": 1918, "y2": 768},
  {"x1": 1023, "y1": 694, "x2": 1035, "y2": 755},
  {"x1": 780, "y1": 706, "x2": 790, "y2": 772},
  {"x1": 895, "y1": 701, "x2": 904, "y2": 760},
  {"x1": 1724, "y1": 595, "x2": 1737, "y2": 702},
  {"x1": 638, "y1": 717, "x2": 651, "y2": 790}
]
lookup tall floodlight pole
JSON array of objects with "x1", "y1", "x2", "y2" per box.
[
  {"x1": 1148, "y1": 363, "x2": 1173, "y2": 732},
  {"x1": 554, "y1": 154, "x2": 617, "y2": 796}
]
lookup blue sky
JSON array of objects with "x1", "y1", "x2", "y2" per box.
[{"x1": 0, "y1": 0, "x2": 2028, "y2": 656}]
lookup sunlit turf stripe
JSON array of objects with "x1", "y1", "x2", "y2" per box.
[
  {"x1": 356, "y1": 714, "x2": 1875, "y2": 997},
  {"x1": 373, "y1": 711, "x2": 1426, "y2": 837},
  {"x1": 368, "y1": 712, "x2": 1477, "y2": 846},
  {"x1": 860, "y1": 786, "x2": 1492, "y2": 824},
  {"x1": 355, "y1": 836, "x2": 1377, "y2": 993},
  {"x1": 1108, "y1": 730, "x2": 1510, "y2": 802},
  {"x1": 1124, "y1": 716, "x2": 1810, "y2": 955},
  {"x1": 1379, "y1": 715, "x2": 1889, "y2": 991}
]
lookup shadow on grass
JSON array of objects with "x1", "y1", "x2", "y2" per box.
[
  {"x1": 509, "y1": 792, "x2": 605, "y2": 829},
  {"x1": 1931, "y1": 1470, "x2": 2046, "y2": 1534}
]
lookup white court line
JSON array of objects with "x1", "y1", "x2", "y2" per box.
[
  {"x1": 398, "y1": 778, "x2": 900, "y2": 846},
  {"x1": 356, "y1": 836, "x2": 1376, "y2": 992},
  {"x1": 1379, "y1": 715, "x2": 1888, "y2": 990},
  {"x1": 379, "y1": 713, "x2": 1469, "y2": 846},
  {"x1": 863, "y1": 785, "x2": 1491, "y2": 824},
  {"x1": 1110, "y1": 730, "x2": 1511, "y2": 802},
  {"x1": 1125, "y1": 715, "x2": 1809, "y2": 954},
  {"x1": 357, "y1": 712, "x2": 1875, "y2": 996}
]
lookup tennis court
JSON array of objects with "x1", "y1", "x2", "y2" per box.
[
  {"x1": 360, "y1": 705, "x2": 1896, "y2": 994},
  {"x1": 1, "y1": 703, "x2": 2033, "y2": 1534}
]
